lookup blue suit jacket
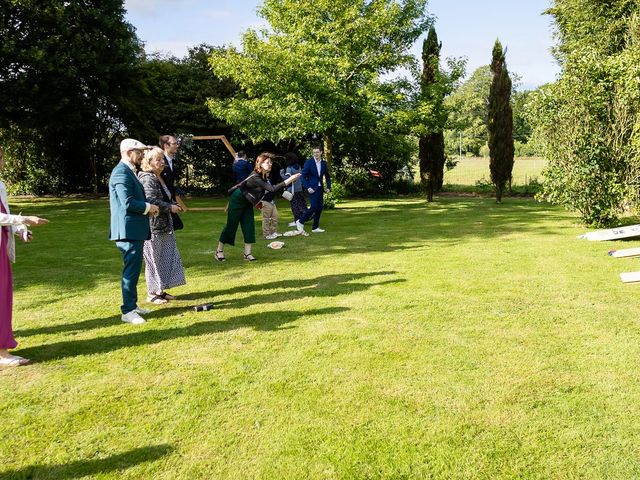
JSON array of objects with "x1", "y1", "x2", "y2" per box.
[
  {"x1": 233, "y1": 159, "x2": 254, "y2": 183},
  {"x1": 301, "y1": 158, "x2": 331, "y2": 191},
  {"x1": 108, "y1": 161, "x2": 151, "y2": 241}
]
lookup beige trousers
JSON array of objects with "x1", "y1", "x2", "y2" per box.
[{"x1": 261, "y1": 201, "x2": 279, "y2": 237}]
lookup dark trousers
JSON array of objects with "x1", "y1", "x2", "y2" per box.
[
  {"x1": 116, "y1": 240, "x2": 144, "y2": 314},
  {"x1": 290, "y1": 191, "x2": 307, "y2": 221},
  {"x1": 299, "y1": 187, "x2": 324, "y2": 229},
  {"x1": 219, "y1": 189, "x2": 256, "y2": 245}
]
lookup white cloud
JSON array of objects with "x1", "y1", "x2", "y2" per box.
[
  {"x1": 203, "y1": 10, "x2": 232, "y2": 20},
  {"x1": 124, "y1": 0, "x2": 194, "y2": 15},
  {"x1": 143, "y1": 40, "x2": 191, "y2": 58}
]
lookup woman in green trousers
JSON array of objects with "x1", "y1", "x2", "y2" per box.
[{"x1": 216, "y1": 152, "x2": 300, "y2": 262}]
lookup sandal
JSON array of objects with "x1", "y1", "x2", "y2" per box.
[
  {"x1": 243, "y1": 253, "x2": 257, "y2": 262},
  {"x1": 215, "y1": 250, "x2": 226, "y2": 262},
  {"x1": 0, "y1": 355, "x2": 30, "y2": 367},
  {"x1": 146, "y1": 294, "x2": 168, "y2": 305},
  {"x1": 159, "y1": 292, "x2": 176, "y2": 301}
]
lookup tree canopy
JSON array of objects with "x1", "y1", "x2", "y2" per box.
[
  {"x1": 0, "y1": 0, "x2": 144, "y2": 193},
  {"x1": 487, "y1": 40, "x2": 514, "y2": 203},
  {"x1": 530, "y1": 0, "x2": 640, "y2": 225},
  {"x1": 418, "y1": 26, "x2": 447, "y2": 201},
  {"x1": 207, "y1": 0, "x2": 432, "y2": 167}
]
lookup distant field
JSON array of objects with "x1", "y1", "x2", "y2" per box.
[{"x1": 443, "y1": 156, "x2": 547, "y2": 186}]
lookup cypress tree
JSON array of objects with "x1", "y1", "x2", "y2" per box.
[
  {"x1": 487, "y1": 39, "x2": 514, "y2": 203},
  {"x1": 418, "y1": 26, "x2": 446, "y2": 202}
]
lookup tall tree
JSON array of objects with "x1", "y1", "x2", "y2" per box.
[
  {"x1": 529, "y1": 0, "x2": 640, "y2": 226},
  {"x1": 125, "y1": 45, "x2": 240, "y2": 192},
  {"x1": 418, "y1": 26, "x2": 446, "y2": 202},
  {"x1": 206, "y1": 0, "x2": 431, "y2": 168},
  {"x1": 444, "y1": 66, "x2": 492, "y2": 157},
  {"x1": 0, "y1": 0, "x2": 144, "y2": 193},
  {"x1": 487, "y1": 40, "x2": 514, "y2": 202}
]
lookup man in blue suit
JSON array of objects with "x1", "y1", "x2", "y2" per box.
[
  {"x1": 296, "y1": 146, "x2": 331, "y2": 233},
  {"x1": 109, "y1": 138, "x2": 160, "y2": 324},
  {"x1": 233, "y1": 150, "x2": 253, "y2": 183}
]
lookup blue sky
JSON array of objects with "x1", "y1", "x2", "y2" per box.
[{"x1": 124, "y1": 0, "x2": 559, "y2": 90}]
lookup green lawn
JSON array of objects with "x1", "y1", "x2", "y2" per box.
[
  {"x1": 444, "y1": 156, "x2": 546, "y2": 186},
  {"x1": 2, "y1": 195, "x2": 640, "y2": 479}
]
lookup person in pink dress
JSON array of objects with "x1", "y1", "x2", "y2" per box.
[{"x1": 0, "y1": 146, "x2": 49, "y2": 367}]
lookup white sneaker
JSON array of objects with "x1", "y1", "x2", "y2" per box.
[
  {"x1": 288, "y1": 222, "x2": 297, "y2": 227},
  {"x1": 274, "y1": 232, "x2": 282, "y2": 237},
  {"x1": 265, "y1": 233, "x2": 278, "y2": 240},
  {"x1": 136, "y1": 306, "x2": 152, "y2": 315},
  {"x1": 295, "y1": 220, "x2": 305, "y2": 232},
  {"x1": 312, "y1": 228, "x2": 325, "y2": 233},
  {"x1": 122, "y1": 310, "x2": 146, "y2": 324}
]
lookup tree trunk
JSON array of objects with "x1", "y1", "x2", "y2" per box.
[
  {"x1": 323, "y1": 133, "x2": 333, "y2": 169},
  {"x1": 89, "y1": 152, "x2": 99, "y2": 194},
  {"x1": 419, "y1": 132, "x2": 445, "y2": 202},
  {"x1": 419, "y1": 136, "x2": 434, "y2": 202}
]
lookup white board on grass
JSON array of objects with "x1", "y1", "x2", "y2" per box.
[
  {"x1": 609, "y1": 247, "x2": 640, "y2": 258},
  {"x1": 578, "y1": 224, "x2": 640, "y2": 241},
  {"x1": 620, "y1": 271, "x2": 640, "y2": 283}
]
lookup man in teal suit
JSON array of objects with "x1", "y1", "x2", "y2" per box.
[{"x1": 109, "y1": 138, "x2": 159, "y2": 324}]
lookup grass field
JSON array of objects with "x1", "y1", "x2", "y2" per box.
[
  {"x1": 443, "y1": 156, "x2": 546, "y2": 186},
  {"x1": 2, "y1": 195, "x2": 640, "y2": 479}
]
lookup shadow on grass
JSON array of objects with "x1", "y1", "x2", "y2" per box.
[
  {"x1": 0, "y1": 444, "x2": 172, "y2": 480},
  {"x1": 12, "y1": 196, "x2": 572, "y2": 295},
  {"x1": 180, "y1": 270, "x2": 403, "y2": 309},
  {"x1": 17, "y1": 271, "x2": 397, "y2": 337},
  {"x1": 16, "y1": 315, "x2": 122, "y2": 338},
  {"x1": 17, "y1": 307, "x2": 348, "y2": 363}
]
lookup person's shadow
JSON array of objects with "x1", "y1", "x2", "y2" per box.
[
  {"x1": 16, "y1": 271, "x2": 400, "y2": 338},
  {"x1": 179, "y1": 270, "x2": 404, "y2": 310},
  {"x1": 0, "y1": 444, "x2": 172, "y2": 480},
  {"x1": 17, "y1": 307, "x2": 349, "y2": 363}
]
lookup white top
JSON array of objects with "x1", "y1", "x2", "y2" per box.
[
  {"x1": 164, "y1": 154, "x2": 174, "y2": 171},
  {"x1": 0, "y1": 180, "x2": 27, "y2": 263},
  {"x1": 315, "y1": 160, "x2": 322, "y2": 186}
]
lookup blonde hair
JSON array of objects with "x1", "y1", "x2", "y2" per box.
[{"x1": 141, "y1": 147, "x2": 165, "y2": 172}]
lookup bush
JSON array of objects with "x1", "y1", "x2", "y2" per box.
[
  {"x1": 514, "y1": 140, "x2": 539, "y2": 157},
  {"x1": 479, "y1": 144, "x2": 490, "y2": 158},
  {"x1": 324, "y1": 182, "x2": 346, "y2": 209}
]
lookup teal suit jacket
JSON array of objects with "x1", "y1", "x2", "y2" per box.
[{"x1": 108, "y1": 161, "x2": 151, "y2": 241}]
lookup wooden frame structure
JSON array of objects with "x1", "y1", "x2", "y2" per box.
[{"x1": 191, "y1": 135, "x2": 236, "y2": 159}]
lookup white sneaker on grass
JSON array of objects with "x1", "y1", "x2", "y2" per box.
[
  {"x1": 265, "y1": 233, "x2": 278, "y2": 240},
  {"x1": 288, "y1": 222, "x2": 297, "y2": 227},
  {"x1": 312, "y1": 227, "x2": 325, "y2": 233},
  {"x1": 122, "y1": 310, "x2": 146, "y2": 324},
  {"x1": 295, "y1": 220, "x2": 305, "y2": 232},
  {"x1": 136, "y1": 306, "x2": 152, "y2": 315}
]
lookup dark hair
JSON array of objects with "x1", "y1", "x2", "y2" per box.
[
  {"x1": 236, "y1": 150, "x2": 246, "y2": 159},
  {"x1": 285, "y1": 152, "x2": 299, "y2": 167},
  {"x1": 313, "y1": 145, "x2": 323, "y2": 152},
  {"x1": 159, "y1": 135, "x2": 175, "y2": 149}
]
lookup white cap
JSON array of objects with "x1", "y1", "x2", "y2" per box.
[{"x1": 120, "y1": 138, "x2": 151, "y2": 152}]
